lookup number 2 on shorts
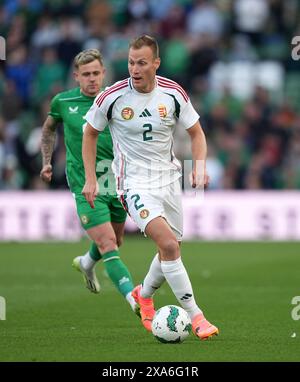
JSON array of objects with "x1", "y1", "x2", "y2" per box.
[{"x1": 131, "y1": 194, "x2": 144, "y2": 210}]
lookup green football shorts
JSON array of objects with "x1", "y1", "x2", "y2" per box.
[{"x1": 75, "y1": 193, "x2": 127, "y2": 230}]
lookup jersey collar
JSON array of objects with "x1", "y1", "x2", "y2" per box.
[
  {"x1": 79, "y1": 87, "x2": 101, "y2": 100},
  {"x1": 129, "y1": 77, "x2": 158, "y2": 96}
]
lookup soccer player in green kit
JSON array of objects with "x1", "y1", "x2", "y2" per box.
[{"x1": 40, "y1": 49, "x2": 139, "y2": 315}]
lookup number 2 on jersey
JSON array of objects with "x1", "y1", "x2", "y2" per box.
[{"x1": 142, "y1": 123, "x2": 153, "y2": 141}]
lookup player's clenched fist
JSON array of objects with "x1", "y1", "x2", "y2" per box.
[{"x1": 40, "y1": 164, "x2": 53, "y2": 183}]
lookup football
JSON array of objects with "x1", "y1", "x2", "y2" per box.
[{"x1": 151, "y1": 305, "x2": 192, "y2": 343}]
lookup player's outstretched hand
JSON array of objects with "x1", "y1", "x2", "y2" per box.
[
  {"x1": 82, "y1": 180, "x2": 98, "y2": 209},
  {"x1": 40, "y1": 164, "x2": 53, "y2": 183}
]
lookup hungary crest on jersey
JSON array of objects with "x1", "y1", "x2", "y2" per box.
[
  {"x1": 158, "y1": 104, "x2": 167, "y2": 118},
  {"x1": 121, "y1": 107, "x2": 134, "y2": 120}
]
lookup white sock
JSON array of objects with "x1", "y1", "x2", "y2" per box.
[
  {"x1": 126, "y1": 292, "x2": 138, "y2": 311},
  {"x1": 81, "y1": 251, "x2": 97, "y2": 271},
  {"x1": 140, "y1": 253, "x2": 165, "y2": 298},
  {"x1": 161, "y1": 257, "x2": 202, "y2": 319}
]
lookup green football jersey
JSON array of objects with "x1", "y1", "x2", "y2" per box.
[{"x1": 48, "y1": 87, "x2": 113, "y2": 193}]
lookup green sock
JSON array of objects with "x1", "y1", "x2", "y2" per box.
[
  {"x1": 89, "y1": 242, "x2": 102, "y2": 261},
  {"x1": 102, "y1": 250, "x2": 134, "y2": 297}
]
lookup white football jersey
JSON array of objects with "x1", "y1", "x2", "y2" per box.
[{"x1": 86, "y1": 75, "x2": 199, "y2": 192}]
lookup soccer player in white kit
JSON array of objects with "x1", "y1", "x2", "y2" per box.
[{"x1": 82, "y1": 35, "x2": 219, "y2": 340}]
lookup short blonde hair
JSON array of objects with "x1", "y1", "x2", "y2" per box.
[
  {"x1": 129, "y1": 35, "x2": 159, "y2": 59},
  {"x1": 73, "y1": 49, "x2": 103, "y2": 69}
]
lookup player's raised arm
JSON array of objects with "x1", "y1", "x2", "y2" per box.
[
  {"x1": 82, "y1": 122, "x2": 100, "y2": 208},
  {"x1": 186, "y1": 121, "x2": 209, "y2": 189},
  {"x1": 40, "y1": 115, "x2": 58, "y2": 183}
]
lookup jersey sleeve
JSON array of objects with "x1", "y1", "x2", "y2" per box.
[
  {"x1": 85, "y1": 97, "x2": 108, "y2": 132},
  {"x1": 178, "y1": 98, "x2": 200, "y2": 130},
  {"x1": 48, "y1": 94, "x2": 63, "y2": 122}
]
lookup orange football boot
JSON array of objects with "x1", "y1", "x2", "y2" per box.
[
  {"x1": 132, "y1": 285, "x2": 156, "y2": 331},
  {"x1": 192, "y1": 313, "x2": 219, "y2": 340}
]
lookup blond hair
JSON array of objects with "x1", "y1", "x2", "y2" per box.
[
  {"x1": 129, "y1": 35, "x2": 159, "y2": 59},
  {"x1": 73, "y1": 49, "x2": 103, "y2": 69}
]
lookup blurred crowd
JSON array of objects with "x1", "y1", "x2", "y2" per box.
[{"x1": 0, "y1": 0, "x2": 300, "y2": 190}]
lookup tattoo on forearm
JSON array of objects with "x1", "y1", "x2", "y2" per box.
[{"x1": 41, "y1": 125, "x2": 56, "y2": 166}]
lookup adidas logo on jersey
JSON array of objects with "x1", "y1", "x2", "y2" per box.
[{"x1": 139, "y1": 108, "x2": 151, "y2": 117}]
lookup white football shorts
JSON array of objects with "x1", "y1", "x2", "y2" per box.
[{"x1": 120, "y1": 180, "x2": 183, "y2": 241}]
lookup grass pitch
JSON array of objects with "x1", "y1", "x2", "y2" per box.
[{"x1": 0, "y1": 238, "x2": 299, "y2": 362}]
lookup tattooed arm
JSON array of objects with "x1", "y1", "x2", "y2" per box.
[{"x1": 40, "y1": 116, "x2": 58, "y2": 183}]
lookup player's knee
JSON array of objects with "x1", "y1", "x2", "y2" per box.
[
  {"x1": 95, "y1": 236, "x2": 117, "y2": 254},
  {"x1": 160, "y1": 238, "x2": 179, "y2": 258}
]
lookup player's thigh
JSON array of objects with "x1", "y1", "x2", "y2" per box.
[
  {"x1": 75, "y1": 193, "x2": 119, "y2": 252},
  {"x1": 145, "y1": 216, "x2": 178, "y2": 248},
  {"x1": 162, "y1": 181, "x2": 183, "y2": 241},
  {"x1": 109, "y1": 195, "x2": 127, "y2": 246},
  {"x1": 86, "y1": 221, "x2": 116, "y2": 248},
  {"x1": 75, "y1": 193, "x2": 111, "y2": 230},
  {"x1": 111, "y1": 221, "x2": 125, "y2": 247},
  {"x1": 123, "y1": 190, "x2": 164, "y2": 235}
]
